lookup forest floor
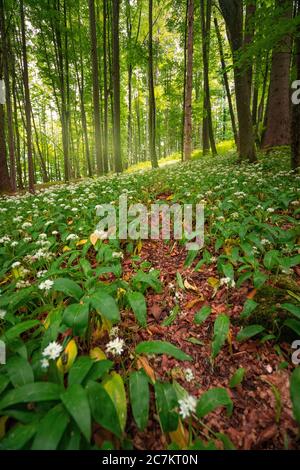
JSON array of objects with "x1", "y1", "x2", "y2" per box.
[{"x1": 0, "y1": 150, "x2": 300, "y2": 450}]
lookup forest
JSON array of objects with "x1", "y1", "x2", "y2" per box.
[{"x1": 0, "y1": 0, "x2": 300, "y2": 454}]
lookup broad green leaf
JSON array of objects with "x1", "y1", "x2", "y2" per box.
[
  {"x1": 281, "y1": 303, "x2": 300, "y2": 320},
  {"x1": 83, "y1": 360, "x2": 113, "y2": 385},
  {"x1": 127, "y1": 291, "x2": 147, "y2": 327},
  {"x1": 68, "y1": 356, "x2": 94, "y2": 386},
  {"x1": 0, "y1": 383, "x2": 62, "y2": 410},
  {"x1": 196, "y1": 387, "x2": 233, "y2": 418},
  {"x1": 222, "y1": 263, "x2": 234, "y2": 280},
  {"x1": 229, "y1": 368, "x2": 245, "y2": 388},
  {"x1": 60, "y1": 384, "x2": 91, "y2": 442},
  {"x1": 194, "y1": 305, "x2": 211, "y2": 325},
  {"x1": 263, "y1": 250, "x2": 279, "y2": 270},
  {"x1": 155, "y1": 381, "x2": 178, "y2": 433},
  {"x1": 102, "y1": 372, "x2": 127, "y2": 433},
  {"x1": 62, "y1": 303, "x2": 89, "y2": 335},
  {"x1": 240, "y1": 299, "x2": 258, "y2": 319},
  {"x1": 284, "y1": 319, "x2": 300, "y2": 336},
  {"x1": 6, "y1": 355, "x2": 34, "y2": 387},
  {"x1": 253, "y1": 271, "x2": 267, "y2": 289},
  {"x1": 31, "y1": 404, "x2": 69, "y2": 450},
  {"x1": 216, "y1": 432, "x2": 236, "y2": 450},
  {"x1": 290, "y1": 367, "x2": 300, "y2": 424},
  {"x1": 135, "y1": 340, "x2": 192, "y2": 361},
  {"x1": 176, "y1": 272, "x2": 185, "y2": 290},
  {"x1": 211, "y1": 314, "x2": 230, "y2": 359},
  {"x1": 53, "y1": 278, "x2": 83, "y2": 300},
  {"x1": 236, "y1": 325, "x2": 265, "y2": 342},
  {"x1": 2, "y1": 320, "x2": 40, "y2": 342},
  {"x1": 90, "y1": 291, "x2": 120, "y2": 324},
  {"x1": 86, "y1": 381, "x2": 122, "y2": 438},
  {"x1": 0, "y1": 423, "x2": 37, "y2": 450},
  {"x1": 129, "y1": 370, "x2": 149, "y2": 431}
]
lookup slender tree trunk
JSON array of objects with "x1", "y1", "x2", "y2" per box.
[
  {"x1": 291, "y1": 0, "x2": 300, "y2": 170},
  {"x1": 20, "y1": 0, "x2": 34, "y2": 192},
  {"x1": 181, "y1": 0, "x2": 188, "y2": 161},
  {"x1": 244, "y1": 2, "x2": 256, "y2": 98},
  {"x1": 112, "y1": 0, "x2": 122, "y2": 172},
  {"x1": 201, "y1": 0, "x2": 217, "y2": 156},
  {"x1": 214, "y1": 15, "x2": 238, "y2": 145},
  {"x1": 183, "y1": 0, "x2": 194, "y2": 160},
  {"x1": 148, "y1": 0, "x2": 158, "y2": 168},
  {"x1": 88, "y1": 0, "x2": 103, "y2": 175},
  {"x1": 103, "y1": 0, "x2": 109, "y2": 173},
  {"x1": 219, "y1": 0, "x2": 256, "y2": 162},
  {"x1": 262, "y1": 0, "x2": 292, "y2": 149}
]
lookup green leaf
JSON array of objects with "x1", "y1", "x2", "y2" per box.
[
  {"x1": 196, "y1": 388, "x2": 233, "y2": 418},
  {"x1": 135, "y1": 340, "x2": 192, "y2": 361},
  {"x1": 155, "y1": 381, "x2": 178, "y2": 432},
  {"x1": 236, "y1": 325, "x2": 265, "y2": 342},
  {"x1": 129, "y1": 370, "x2": 149, "y2": 431},
  {"x1": 194, "y1": 305, "x2": 211, "y2": 325},
  {"x1": 290, "y1": 367, "x2": 300, "y2": 424},
  {"x1": 216, "y1": 433, "x2": 236, "y2": 450},
  {"x1": 0, "y1": 383, "x2": 62, "y2": 410},
  {"x1": 229, "y1": 368, "x2": 245, "y2": 388},
  {"x1": 222, "y1": 263, "x2": 234, "y2": 280},
  {"x1": 162, "y1": 304, "x2": 180, "y2": 326},
  {"x1": 6, "y1": 355, "x2": 34, "y2": 387},
  {"x1": 68, "y1": 356, "x2": 94, "y2": 386},
  {"x1": 253, "y1": 271, "x2": 267, "y2": 289},
  {"x1": 60, "y1": 384, "x2": 91, "y2": 442},
  {"x1": 53, "y1": 278, "x2": 83, "y2": 300},
  {"x1": 31, "y1": 404, "x2": 69, "y2": 450},
  {"x1": 176, "y1": 272, "x2": 185, "y2": 290},
  {"x1": 211, "y1": 314, "x2": 230, "y2": 360},
  {"x1": 62, "y1": 303, "x2": 89, "y2": 336},
  {"x1": 263, "y1": 250, "x2": 279, "y2": 270},
  {"x1": 281, "y1": 303, "x2": 300, "y2": 320},
  {"x1": 284, "y1": 319, "x2": 300, "y2": 336},
  {"x1": 0, "y1": 423, "x2": 37, "y2": 450},
  {"x1": 90, "y1": 291, "x2": 120, "y2": 324},
  {"x1": 2, "y1": 320, "x2": 40, "y2": 342},
  {"x1": 102, "y1": 372, "x2": 127, "y2": 433},
  {"x1": 240, "y1": 299, "x2": 258, "y2": 319},
  {"x1": 83, "y1": 360, "x2": 113, "y2": 385},
  {"x1": 127, "y1": 291, "x2": 147, "y2": 327},
  {"x1": 86, "y1": 381, "x2": 122, "y2": 438}
]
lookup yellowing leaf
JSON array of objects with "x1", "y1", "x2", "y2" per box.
[
  {"x1": 90, "y1": 347, "x2": 107, "y2": 361},
  {"x1": 57, "y1": 339, "x2": 78, "y2": 373},
  {"x1": 185, "y1": 296, "x2": 205, "y2": 309},
  {"x1": 137, "y1": 356, "x2": 156, "y2": 383},
  {"x1": 0, "y1": 416, "x2": 8, "y2": 439},
  {"x1": 169, "y1": 419, "x2": 189, "y2": 449},
  {"x1": 103, "y1": 372, "x2": 127, "y2": 433},
  {"x1": 76, "y1": 239, "x2": 88, "y2": 247},
  {"x1": 208, "y1": 277, "x2": 220, "y2": 289},
  {"x1": 117, "y1": 288, "x2": 126, "y2": 299},
  {"x1": 90, "y1": 232, "x2": 99, "y2": 246},
  {"x1": 67, "y1": 219, "x2": 73, "y2": 225},
  {"x1": 134, "y1": 239, "x2": 143, "y2": 255},
  {"x1": 63, "y1": 246, "x2": 71, "y2": 252},
  {"x1": 183, "y1": 279, "x2": 199, "y2": 293},
  {"x1": 166, "y1": 194, "x2": 174, "y2": 201}
]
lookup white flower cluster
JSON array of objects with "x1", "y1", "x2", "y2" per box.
[
  {"x1": 105, "y1": 337, "x2": 125, "y2": 356},
  {"x1": 42, "y1": 341, "x2": 63, "y2": 366},
  {"x1": 38, "y1": 279, "x2": 54, "y2": 291},
  {"x1": 178, "y1": 395, "x2": 197, "y2": 419},
  {"x1": 220, "y1": 277, "x2": 236, "y2": 288}
]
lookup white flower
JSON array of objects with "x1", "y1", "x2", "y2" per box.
[
  {"x1": 22, "y1": 222, "x2": 32, "y2": 229},
  {"x1": 0, "y1": 309, "x2": 7, "y2": 320},
  {"x1": 184, "y1": 368, "x2": 194, "y2": 383},
  {"x1": 267, "y1": 208, "x2": 275, "y2": 213},
  {"x1": 112, "y1": 252, "x2": 124, "y2": 259},
  {"x1": 40, "y1": 358, "x2": 49, "y2": 369},
  {"x1": 66, "y1": 233, "x2": 78, "y2": 241},
  {"x1": 11, "y1": 241, "x2": 18, "y2": 247},
  {"x1": 261, "y1": 238, "x2": 271, "y2": 246},
  {"x1": 42, "y1": 341, "x2": 63, "y2": 360},
  {"x1": 178, "y1": 395, "x2": 197, "y2": 419},
  {"x1": 11, "y1": 261, "x2": 21, "y2": 268},
  {"x1": 220, "y1": 277, "x2": 236, "y2": 288},
  {"x1": 105, "y1": 337, "x2": 125, "y2": 356},
  {"x1": 37, "y1": 270, "x2": 48, "y2": 278},
  {"x1": 52, "y1": 230, "x2": 59, "y2": 235},
  {"x1": 16, "y1": 280, "x2": 30, "y2": 289},
  {"x1": 38, "y1": 279, "x2": 54, "y2": 291}
]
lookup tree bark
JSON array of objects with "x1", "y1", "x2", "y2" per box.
[
  {"x1": 148, "y1": 0, "x2": 158, "y2": 168},
  {"x1": 88, "y1": 0, "x2": 103, "y2": 175},
  {"x1": 291, "y1": 0, "x2": 300, "y2": 170},
  {"x1": 262, "y1": 0, "x2": 292, "y2": 149},
  {"x1": 103, "y1": 0, "x2": 109, "y2": 173},
  {"x1": 183, "y1": 0, "x2": 194, "y2": 160},
  {"x1": 20, "y1": 0, "x2": 34, "y2": 192},
  {"x1": 112, "y1": 0, "x2": 122, "y2": 172},
  {"x1": 219, "y1": 0, "x2": 256, "y2": 162}
]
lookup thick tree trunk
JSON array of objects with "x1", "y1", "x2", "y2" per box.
[
  {"x1": 201, "y1": 0, "x2": 217, "y2": 156},
  {"x1": 88, "y1": 0, "x2": 103, "y2": 175},
  {"x1": 262, "y1": 0, "x2": 292, "y2": 149},
  {"x1": 148, "y1": 0, "x2": 158, "y2": 168},
  {"x1": 20, "y1": 0, "x2": 34, "y2": 192},
  {"x1": 291, "y1": 0, "x2": 300, "y2": 170},
  {"x1": 183, "y1": 0, "x2": 194, "y2": 160},
  {"x1": 214, "y1": 15, "x2": 238, "y2": 146},
  {"x1": 112, "y1": 0, "x2": 123, "y2": 172},
  {"x1": 219, "y1": 0, "x2": 256, "y2": 162},
  {"x1": 244, "y1": 2, "x2": 256, "y2": 98}
]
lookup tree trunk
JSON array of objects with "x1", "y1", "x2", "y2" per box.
[
  {"x1": 181, "y1": 0, "x2": 188, "y2": 161},
  {"x1": 20, "y1": 0, "x2": 34, "y2": 192},
  {"x1": 291, "y1": 0, "x2": 300, "y2": 170},
  {"x1": 214, "y1": 15, "x2": 238, "y2": 145},
  {"x1": 201, "y1": 0, "x2": 217, "y2": 156},
  {"x1": 262, "y1": 0, "x2": 292, "y2": 149},
  {"x1": 112, "y1": 0, "x2": 122, "y2": 172},
  {"x1": 183, "y1": 0, "x2": 194, "y2": 160},
  {"x1": 219, "y1": 0, "x2": 256, "y2": 162},
  {"x1": 88, "y1": 0, "x2": 103, "y2": 175},
  {"x1": 244, "y1": 2, "x2": 256, "y2": 98},
  {"x1": 103, "y1": 0, "x2": 109, "y2": 173},
  {"x1": 148, "y1": 0, "x2": 158, "y2": 168}
]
